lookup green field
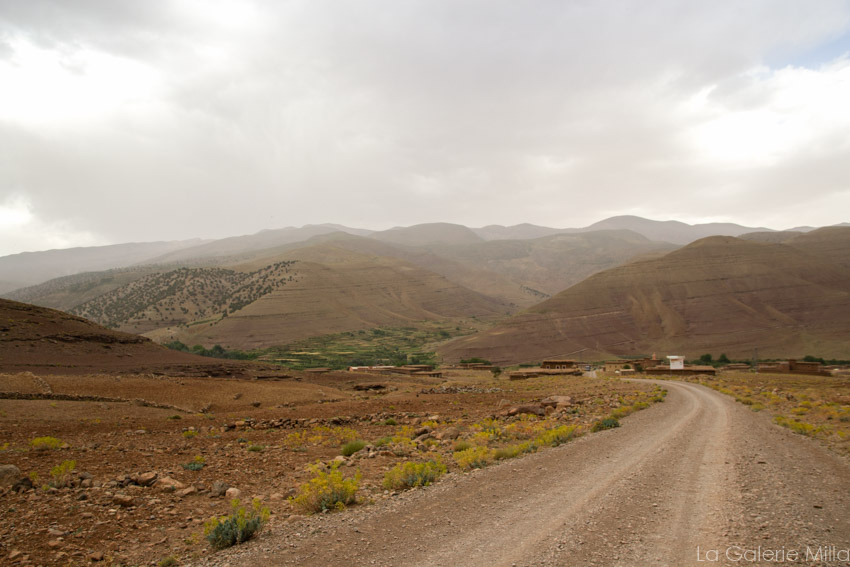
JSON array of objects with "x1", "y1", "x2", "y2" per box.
[{"x1": 166, "y1": 321, "x2": 483, "y2": 370}]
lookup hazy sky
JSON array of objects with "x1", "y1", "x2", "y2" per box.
[{"x1": 1, "y1": 1, "x2": 849, "y2": 256}]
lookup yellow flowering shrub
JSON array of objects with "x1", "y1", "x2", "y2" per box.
[
  {"x1": 289, "y1": 462, "x2": 361, "y2": 513},
  {"x1": 382, "y1": 460, "x2": 446, "y2": 490}
]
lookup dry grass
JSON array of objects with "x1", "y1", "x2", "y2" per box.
[{"x1": 676, "y1": 371, "x2": 850, "y2": 455}]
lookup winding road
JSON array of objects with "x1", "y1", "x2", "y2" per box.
[{"x1": 199, "y1": 381, "x2": 850, "y2": 566}]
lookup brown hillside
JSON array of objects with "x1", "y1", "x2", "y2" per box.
[
  {"x1": 439, "y1": 234, "x2": 850, "y2": 365},
  {"x1": 370, "y1": 222, "x2": 484, "y2": 246},
  {"x1": 159, "y1": 244, "x2": 511, "y2": 349},
  {"x1": 788, "y1": 226, "x2": 850, "y2": 269},
  {"x1": 0, "y1": 299, "x2": 255, "y2": 376},
  {"x1": 425, "y1": 229, "x2": 677, "y2": 297}
]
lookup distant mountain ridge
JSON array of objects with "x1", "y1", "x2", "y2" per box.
[
  {"x1": 5, "y1": 215, "x2": 837, "y2": 294},
  {"x1": 438, "y1": 227, "x2": 850, "y2": 364}
]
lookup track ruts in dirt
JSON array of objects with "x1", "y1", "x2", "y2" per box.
[{"x1": 196, "y1": 381, "x2": 850, "y2": 567}]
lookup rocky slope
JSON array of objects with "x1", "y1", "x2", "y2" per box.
[{"x1": 0, "y1": 299, "x2": 257, "y2": 376}]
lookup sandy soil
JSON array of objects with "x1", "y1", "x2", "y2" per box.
[{"x1": 193, "y1": 380, "x2": 850, "y2": 567}]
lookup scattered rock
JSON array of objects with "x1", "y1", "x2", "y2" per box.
[
  {"x1": 88, "y1": 551, "x2": 104, "y2": 562},
  {"x1": 541, "y1": 395, "x2": 573, "y2": 408},
  {"x1": 435, "y1": 426, "x2": 461, "y2": 440},
  {"x1": 136, "y1": 472, "x2": 158, "y2": 486},
  {"x1": 211, "y1": 481, "x2": 229, "y2": 497},
  {"x1": 154, "y1": 476, "x2": 186, "y2": 492},
  {"x1": 507, "y1": 404, "x2": 546, "y2": 417},
  {"x1": 176, "y1": 486, "x2": 197, "y2": 498},
  {"x1": 112, "y1": 494, "x2": 137, "y2": 507},
  {"x1": 0, "y1": 464, "x2": 22, "y2": 487},
  {"x1": 225, "y1": 487, "x2": 242, "y2": 500},
  {"x1": 12, "y1": 476, "x2": 33, "y2": 493}
]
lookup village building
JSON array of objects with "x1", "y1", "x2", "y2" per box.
[
  {"x1": 540, "y1": 359, "x2": 577, "y2": 370},
  {"x1": 757, "y1": 359, "x2": 830, "y2": 376},
  {"x1": 603, "y1": 360, "x2": 633, "y2": 372}
]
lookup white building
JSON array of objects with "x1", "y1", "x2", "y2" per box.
[{"x1": 667, "y1": 355, "x2": 685, "y2": 370}]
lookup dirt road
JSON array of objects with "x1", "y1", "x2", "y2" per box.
[{"x1": 197, "y1": 381, "x2": 850, "y2": 566}]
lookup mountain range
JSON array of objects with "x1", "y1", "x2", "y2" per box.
[
  {"x1": 2, "y1": 217, "x2": 849, "y2": 361},
  {"x1": 438, "y1": 227, "x2": 850, "y2": 364},
  {"x1": 4, "y1": 215, "x2": 830, "y2": 294}
]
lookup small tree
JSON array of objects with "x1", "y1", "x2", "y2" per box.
[
  {"x1": 491, "y1": 366, "x2": 502, "y2": 379},
  {"x1": 699, "y1": 354, "x2": 713, "y2": 364},
  {"x1": 718, "y1": 353, "x2": 731, "y2": 364}
]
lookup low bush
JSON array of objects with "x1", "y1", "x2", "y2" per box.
[
  {"x1": 453, "y1": 446, "x2": 493, "y2": 470},
  {"x1": 289, "y1": 462, "x2": 361, "y2": 513},
  {"x1": 247, "y1": 444, "x2": 265, "y2": 453},
  {"x1": 341, "y1": 440, "x2": 366, "y2": 457},
  {"x1": 774, "y1": 415, "x2": 822, "y2": 436},
  {"x1": 204, "y1": 498, "x2": 269, "y2": 549},
  {"x1": 182, "y1": 456, "x2": 206, "y2": 471},
  {"x1": 30, "y1": 436, "x2": 63, "y2": 451},
  {"x1": 493, "y1": 441, "x2": 534, "y2": 460},
  {"x1": 591, "y1": 418, "x2": 620, "y2": 432},
  {"x1": 49, "y1": 460, "x2": 76, "y2": 488},
  {"x1": 534, "y1": 424, "x2": 579, "y2": 447},
  {"x1": 382, "y1": 460, "x2": 446, "y2": 490}
]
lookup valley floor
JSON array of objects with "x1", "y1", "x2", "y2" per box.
[{"x1": 194, "y1": 381, "x2": 850, "y2": 567}]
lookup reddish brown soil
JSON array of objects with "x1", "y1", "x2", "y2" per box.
[
  {"x1": 0, "y1": 298, "x2": 662, "y2": 566},
  {"x1": 0, "y1": 298, "x2": 272, "y2": 378},
  {"x1": 0, "y1": 364, "x2": 658, "y2": 567}
]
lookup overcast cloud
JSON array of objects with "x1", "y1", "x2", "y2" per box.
[{"x1": 1, "y1": 0, "x2": 849, "y2": 256}]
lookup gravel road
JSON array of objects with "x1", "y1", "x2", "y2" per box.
[{"x1": 196, "y1": 380, "x2": 850, "y2": 566}]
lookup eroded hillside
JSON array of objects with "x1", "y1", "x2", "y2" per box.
[{"x1": 439, "y1": 228, "x2": 850, "y2": 364}]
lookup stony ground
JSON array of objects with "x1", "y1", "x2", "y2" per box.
[
  {"x1": 191, "y1": 380, "x2": 850, "y2": 567},
  {"x1": 0, "y1": 367, "x2": 659, "y2": 566}
]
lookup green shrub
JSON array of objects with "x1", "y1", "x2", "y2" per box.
[
  {"x1": 204, "y1": 498, "x2": 269, "y2": 549},
  {"x1": 774, "y1": 415, "x2": 822, "y2": 436},
  {"x1": 382, "y1": 460, "x2": 446, "y2": 490},
  {"x1": 49, "y1": 460, "x2": 76, "y2": 488},
  {"x1": 453, "y1": 446, "x2": 493, "y2": 470},
  {"x1": 452, "y1": 439, "x2": 472, "y2": 452},
  {"x1": 383, "y1": 418, "x2": 398, "y2": 426},
  {"x1": 591, "y1": 418, "x2": 620, "y2": 432},
  {"x1": 30, "y1": 436, "x2": 63, "y2": 450},
  {"x1": 182, "y1": 430, "x2": 197, "y2": 439},
  {"x1": 341, "y1": 440, "x2": 366, "y2": 457},
  {"x1": 534, "y1": 425, "x2": 579, "y2": 447},
  {"x1": 182, "y1": 456, "x2": 206, "y2": 471},
  {"x1": 158, "y1": 556, "x2": 179, "y2": 567},
  {"x1": 247, "y1": 444, "x2": 265, "y2": 452},
  {"x1": 373, "y1": 436, "x2": 392, "y2": 447},
  {"x1": 289, "y1": 462, "x2": 361, "y2": 513},
  {"x1": 493, "y1": 441, "x2": 534, "y2": 460}
]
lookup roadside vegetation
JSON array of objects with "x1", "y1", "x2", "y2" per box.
[{"x1": 678, "y1": 372, "x2": 850, "y2": 455}]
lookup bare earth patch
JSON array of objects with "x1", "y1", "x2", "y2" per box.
[{"x1": 0, "y1": 368, "x2": 659, "y2": 566}]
